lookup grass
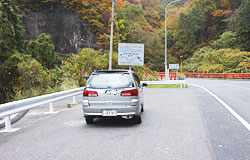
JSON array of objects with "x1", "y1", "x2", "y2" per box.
[
  {"x1": 12, "y1": 78, "x2": 79, "y2": 101},
  {"x1": 146, "y1": 84, "x2": 188, "y2": 88},
  {"x1": 0, "y1": 79, "x2": 79, "y2": 121}
]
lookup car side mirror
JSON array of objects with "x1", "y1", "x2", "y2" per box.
[{"x1": 142, "y1": 83, "x2": 148, "y2": 87}]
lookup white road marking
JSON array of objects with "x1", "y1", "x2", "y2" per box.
[{"x1": 189, "y1": 83, "x2": 250, "y2": 132}]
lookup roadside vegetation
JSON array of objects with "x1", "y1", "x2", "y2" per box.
[
  {"x1": 1, "y1": 0, "x2": 249, "y2": 103},
  {"x1": 147, "y1": 84, "x2": 187, "y2": 88}
]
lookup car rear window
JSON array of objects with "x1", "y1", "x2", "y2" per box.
[{"x1": 87, "y1": 73, "x2": 134, "y2": 89}]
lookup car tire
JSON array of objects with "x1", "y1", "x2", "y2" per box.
[
  {"x1": 133, "y1": 115, "x2": 142, "y2": 124},
  {"x1": 85, "y1": 116, "x2": 94, "y2": 124}
]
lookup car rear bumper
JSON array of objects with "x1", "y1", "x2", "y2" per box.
[
  {"x1": 84, "y1": 112, "x2": 137, "y2": 116},
  {"x1": 82, "y1": 99, "x2": 141, "y2": 117},
  {"x1": 82, "y1": 106, "x2": 141, "y2": 117}
]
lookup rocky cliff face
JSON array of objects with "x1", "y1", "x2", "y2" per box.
[{"x1": 21, "y1": 7, "x2": 99, "y2": 54}]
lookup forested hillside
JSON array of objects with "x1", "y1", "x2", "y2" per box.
[
  {"x1": 16, "y1": 0, "x2": 249, "y2": 71},
  {"x1": 0, "y1": 0, "x2": 249, "y2": 103}
]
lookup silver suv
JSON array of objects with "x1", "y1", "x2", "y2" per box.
[{"x1": 82, "y1": 70, "x2": 147, "y2": 124}]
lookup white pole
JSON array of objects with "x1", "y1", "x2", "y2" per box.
[
  {"x1": 165, "y1": 7, "x2": 167, "y2": 80},
  {"x1": 5, "y1": 116, "x2": 11, "y2": 131},
  {"x1": 0, "y1": 115, "x2": 20, "y2": 133},
  {"x1": 109, "y1": 0, "x2": 115, "y2": 70},
  {"x1": 49, "y1": 103, "x2": 54, "y2": 113},
  {"x1": 72, "y1": 96, "x2": 76, "y2": 104},
  {"x1": 165, "y1": 0, "x2": 182, "y2": 80}
]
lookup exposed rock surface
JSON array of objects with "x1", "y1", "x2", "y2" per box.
[{"x1": 21, "y1": 7, "x2": 99, "y2": 54}]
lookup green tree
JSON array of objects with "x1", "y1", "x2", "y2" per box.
[
  {"x1": 144, "y1": 35, "x2": 165, "y2": 71},
  {"x1": 183, "y1": 47, "x2": 250, "y2": 73},
  {"x1": 228, "y1": 0, "x2": 241, "y2": 10},
  {"x1": 0, "y1": 0, "x2": 24, "y2": 103},
  {"x1": 175, "y1": 0, "x2": 232, "y2": 58},
  {"x1": 230, "y1": 0, "x2": 250, "y2": 51},
  {"x1": 116, "y1": 2, "x2": 154, "y2": 45},
  {"x1": 16, "y1": 0, "x2": 48, "y2": 11},
  {"x1": 183, "y1": 47, "x2": 214, "y2": 72},
  {"x1": 61, "y1": 48, "x2": 107, "y2": 87},
  {"x1": 0, "y1": 0, "x2": 24, "y2": 56},
  {"x1": 133, "y1": 65, "x2": 159, "y2": 81},
  {"x1": 176, "y1": 12, "x2": 200, "y2": 58},
  {"x1": 212, "y1": 31, "x2": 238, "y2": 49},
  {"x1": 13, "y1": 55, "x2": 63, "y2": 100},
  {"x1": 15, "y1": 56, "x2": 49, "y2": 93},
  {"x1": 27, "y1": 33, "x2": 59, "y2": 69}
]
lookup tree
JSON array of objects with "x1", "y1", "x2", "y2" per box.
[
  {"x1": 0, "y1": 0, "x2": 24, "y2": 103},
  {"x1": 27, "y1": 33, "x2": 59, "y2": 69},
  {"x1": 227, "y1": 0, "x2": 241, "y2": 10},
  {"x1": 16, "y1": 0, "x2": 49, "y2": 11},
  {"x1": 61, "y1": 48, "x2": 107, "y2": 87},
  {"x1": 145, "y1": 35, "x2": 163, "y2": 71},
  {"x1": 230, "y1": 0, "x2": 250, "y2": 51},
  {"x1": 116, "y1": 2, "x2": 154, "y2": 44},
  {"x1": 183, "y1": 47, "x2": 250, "y2": 73},
  {"x1": 15, "y1": 56, "x2": 49, "y2": 94},
  {"x1": 212, "y1": 31, "x2": 238, "y2": 49},
  {"x1": 0, "y1": 0, "x2": 24, "y2": 61},
  {"x1": 174, "y1": 0, "x2": 233, "y2": 58}
]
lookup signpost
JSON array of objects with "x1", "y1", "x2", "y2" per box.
[
  {"x1": 118, "y1": 43, "x2": 144, "y2": 68},
  {"x1": 169, "y1": 64, "x2": 179, "y2": 70},
  {"x1": 169, "y1": 64, "x2": 179, "y2": 80}
]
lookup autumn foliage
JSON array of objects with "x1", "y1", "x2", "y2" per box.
[{"x1": 212, "y1": 9, "x2": 232, "y2": 17}]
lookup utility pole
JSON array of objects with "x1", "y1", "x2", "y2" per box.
[
  {"x1": 180, "y1": 56, "x2": 183, "y2": 74},
  {"x1": 165, "y1": 0, "x2": 182, "y2": 80},
  {"x1": 109, "y1": 0, "x2": 115, "y2": 70}
]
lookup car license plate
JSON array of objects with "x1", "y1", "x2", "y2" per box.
[{"x1": 102, "y1": 110, "x2": 117, "y2": 116}]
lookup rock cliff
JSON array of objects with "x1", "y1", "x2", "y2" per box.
[{"x1": 21, "y1": 7, "x2": 99, "y2": 54}]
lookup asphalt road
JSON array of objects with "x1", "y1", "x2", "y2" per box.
[
  {"x1": 0, "y1": 78, "x2": 249, "y2": 160},
  {"x1": 187, "y1": 78, "x2": 250, "y2": 160}
]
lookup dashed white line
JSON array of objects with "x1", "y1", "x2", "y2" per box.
[{"x1": 189, "y1": 83, "x2": 250, "y2": 132}]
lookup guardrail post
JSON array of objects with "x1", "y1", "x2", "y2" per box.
[
  {"x1": 72, "y1": 96, "x2": 76, "y2": 104},
  {"x1": 45, "y1": 102, "x2": 58, "y2": 114},
  {"x1": 180, "y1": 83, "x2": 182, "y2": 88},
  {"x1": 5, "y1": 116, "x2": 11, "y2": 131},
  {"x1": 49, "y1": 103, "x2": 54, "y2": 113},
  {"x1": 0, "y1": 116, "x2": 20, "y2": 133}
]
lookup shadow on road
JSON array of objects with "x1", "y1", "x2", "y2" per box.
[{"x1": 83, "y1": 117, "x2": 140, "y2": 128}]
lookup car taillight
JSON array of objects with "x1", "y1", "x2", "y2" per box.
[
  {"x1": 83, "y1": 90, "x2": 98, "y2": 97},
  {"x1": 121, "y1": 89, "x2": 138, "y2": 96}
]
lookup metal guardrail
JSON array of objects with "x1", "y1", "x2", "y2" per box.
[{"x1": 0, "y1": 87, "x2": 85, "y2": 133}]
